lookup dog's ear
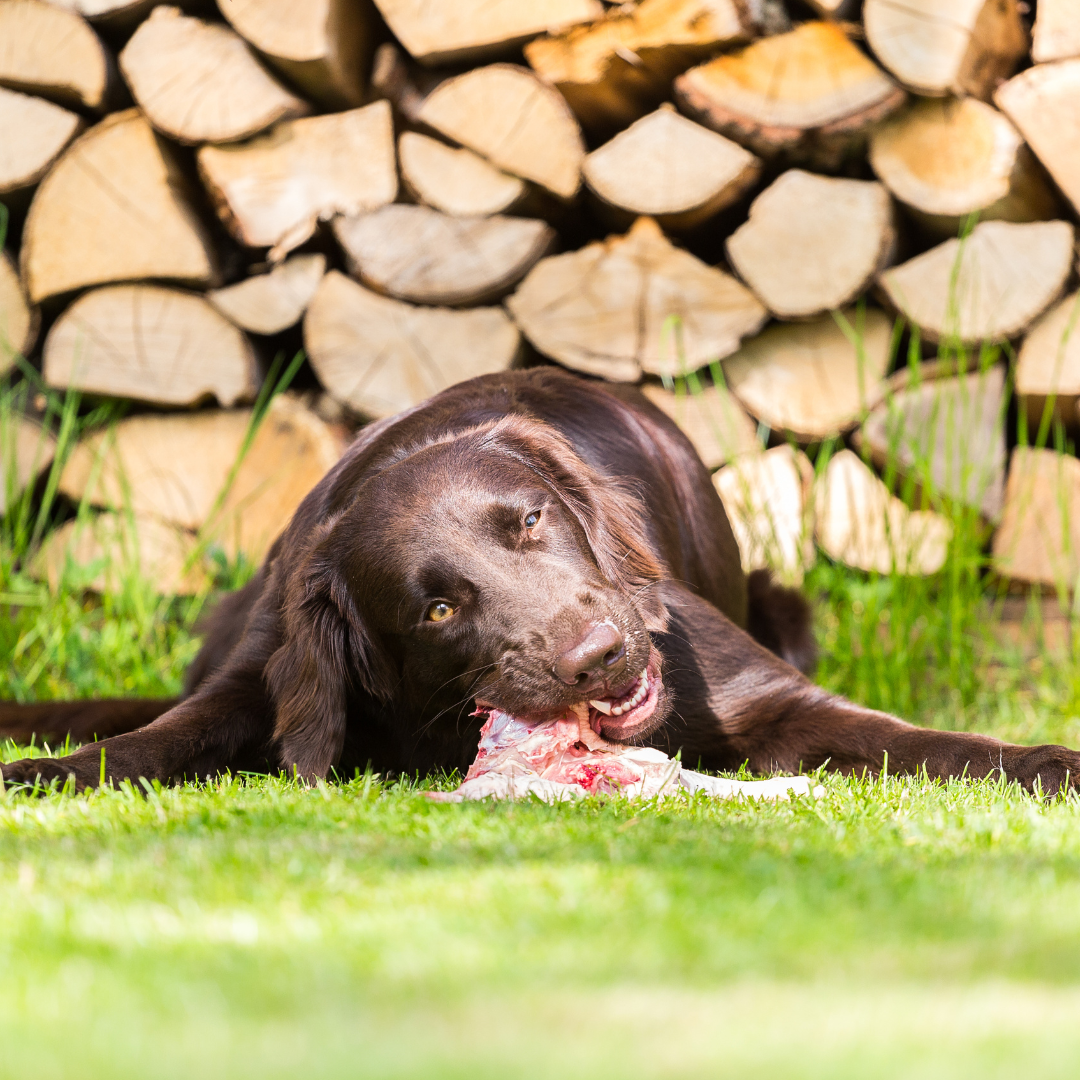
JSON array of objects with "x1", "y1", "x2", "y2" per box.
[{"x1": 265, "y1": 520, "x2": 394, "y2": 781}]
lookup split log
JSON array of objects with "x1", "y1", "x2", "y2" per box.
[
  {"x1": 0, "y1": 86, "x2": 83, "y2": 203},
  {"x1": 725, "y1": 170, "x2": 894, "y2": 320},
  {"x1": 1032, "y1": 0, "x2": 1080, "y2": 63},
  {"x1": 58, "y1": 395, "x2": 343, "y2": 562},
  {"x1": 119, "y1": 7, "x2": 309, "y2": 145},
  {"x1": 524, "y1": 0, "x2": 750, "y2": 135},
  {"x1": 208, "y1": 254, "x2": 325, "y2": 335},
  {"x1": 878, "y1": 220, "x2": 1074, "y2": 345},
  {"x1": 641, "y1": 381, "x2": 758, "y2": 469},
  {"x1": 1015, "y1": 291, "x2": 1080, "y2": 429},
  {"x1": 304, "y1": 271, "x2": 522, "y2": 419},
  {"x1": 582, "y1": 104, "x2": 760, "y2": 232},
  {"x1": 506, "y1": 216, "x2": 766, "y2": 383},
  {"x1": 219, "y1": 0, "x2": 374, "y2": 109},
  {"x1": 863, "y1": 0, "x2": 1027, "y2": 100},
  {"x1": 714, "y1": 445, "x2": 815, "y2": 586},
  {"x1": 333, "y1": 205, "x2": 555, "y2": 307},
  {"x1": 815, "y1": 449, "x2": 952, "y2": 575},
  {"x1": 0, "y1": 416, "x2": 55, "y2": 515},
  {"x1": 805, "y1": 0, "x2": 858, "y2": 16},
  {"x1": 722, "y1": 309, "x2": 893, "y2": 441},
  {"x1": 374, "y1": 0, "x2": 603, "y2": 67},
  {"x1": 0, "y1": 250, "x2": 38, "y2": 371},
  {"x1": 868, "y1": 96, "x2": 1059, "y2": 239},
  {"x1": 995, "y1": 60, "x2": 1080, "y2": 218},
  {"x1": 416, "y1": 64, "x2": 585, "y2": 201},
  {"x1": 674, "y1": 22, "x2": 905, "y2": 168},
  {"x1": 0, "y1": 0, "x2": 115, "y2": 111},
  {"x1": 47, "y1": 0, "x2": 181, "y2": 34},
  {"x1": 22, "y1": 110, "x2": 216, "y2": 305},
  {"x1": 43, "y1": 285, "x2": 259, "y2": 408},
  {"x1": 197, "y1": 102, "x2": 397, "y2": 259},
  {"x1": 398, "y1": 132, "x2": 527, "y2": 218},
  {"x1": 859, "y1": 366, "x2": 1006, "y2": 520}
]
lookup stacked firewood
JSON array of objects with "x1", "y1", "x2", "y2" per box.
[{"x1": 2, "y1": 0, "x2": 1080, "y2": 594}]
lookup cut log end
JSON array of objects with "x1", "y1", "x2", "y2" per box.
[
  {"x1": 208, "y1": 254, "x2": 326, "y2": 335},
  {"x1": 641, "y1": 381, "x2": 759, "y2": 470},
  {"x1": 0, "y1": 250, "x2": 39, "y2": 368},
  {"x1": 0, "y1": 86, "x2": 84, "y2": 200}
]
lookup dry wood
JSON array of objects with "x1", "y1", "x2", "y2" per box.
[
  {"x1": 864, "y1": 0, "x2": 1027, "y2": 99},
  {"x1": 995, "y1": 60, "x2": 1080, "y2": 218},
  {"x1": 640, "y1": 381, "x2": 758, "y2": 469},
  {"x1": 416, "y1": 64, "x2": 585, "y2": 201},
  {"x1": 815, "y1": 449, "x2": 952, "y2": 576},
  {"x1": 0, "y1": 250, "x2": 38, "y2": 371},
  {"x1": 219, "y1": 0, "x2": 373, "y2": 109},
  {"x1": 582, "y1": 104, "x2": 760, "y2": 231},
  {"x1": 47, "y1": 0, "x2": 182, "y2": 33},
  {"x1": 992, "y1": 448, "x2": 1080, "y2": 588},
  {"x1": 333, "y1": 205, "x2": 555, "y2": 307},
  {"x1": 524, "y1": 0, "x2": 750, "y2": 135},
  {"x1": 119, "y1": 7, "x2": 309, "y2": 145},
  {"x1": 726, "y1": 170, "x2": 895, "y2": 320},
  {"x1": 304, "y1": 270, "x2": 522, "y2": 419},
  {"x1": 878, "y1": 220, "x2": 1074, "y2": 345},
  {"x1": 1015, "y1": 291, "x2": 1080, "y2": 429},
  {"x1": 375, "y1": 0, "x2": 603, "y2": 67},
  {"x1": 398, "y1": 132, "x2": 527, "y2": 218},
  {"x1": 58, "y1": 395, "x2": 343, "y2": 562},
  {"x1": 0, "y1": 86, "x2": 83, "y2": 203},
  {"x1": 868, "y1": 96, "x2": 1059, "y2": 239},
  {"x1": 723, "y1": 309, "x2": 893, "y2": 441},
  {"x1": 43, "y1": 285, "x2": 258, "y2": 408},
  {"x1": 714, "y1": 445, "x2": 815, "y2": 586},
  {"x1": 208, "y1": 254, "x2": 325, "y2": 335},
  {"x1": 1, "y1": 415, "x2": 55, "y2": 515},
  {"x1": 1032, "y1": 0, "x2": 1080, "y2": 63},
  {"x1": 859, "y1": 366, "x2": 1006, "y2": 520},
  {"x1": 674, "y1": 22, "x2": 905, "y2": 167},
  {"x1": 22, "y1": 110, "x2": 216, "y2": 305},
  {"x1": 197, "y1": 102, "x2": 397, "y2": 260},
  {"x1": 507, "y1": 216, "x2": 766, "y2": 382},
  {"x1": 0, "y1": 0, "x2": 114, "y2": 111},
  {"x1": 804, "y1": 0, "x2": 858, "y2": 16}
]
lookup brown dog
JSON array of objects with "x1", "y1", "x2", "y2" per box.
[{"x1": 3, "y1": 368, "x2": 1078, "y2": 792}]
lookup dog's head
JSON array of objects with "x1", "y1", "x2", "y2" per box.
[{"x1": 265, "y1": 416, "x2": 672, "y2": 778}]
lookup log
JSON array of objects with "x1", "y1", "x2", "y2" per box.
[
  {"x1": 863, "y1": 0, "x2": 1027, "y2": 99},
  {"x1": 641, "y1": 381, "x2": 759, "y2": 469},
  {"x1": 374, "y1": 0, "x2": 603, "y2": 67},
  {"x1": 868, "y1": 96, "x2": 1059, "y2": 239},
  {"x1": 859, "y1": 366, "x2": 1006, "y2": 520},
  {"x1": 219, "y1": 0, "x2": 374, "y2": 109},
  {"x1": 304, "y1": 270, "x2": 522, "y2": 419},
  {"x1": 398, "y1": 132, "x2": 527, "y2": 218},
  {"x1": 524, "y1": 0, "x2": 750, "y2": 135},
  {"x1": 416, "y1": 64, "x2": 585, "y2": 201},
  {"x1": 21, "y1": 110, "x2": 216, "y2": 305},
  {"x1": 815, "y1": 449, "x2": 952, "y2": 576},
  {"x1": 47, "y1": 0, "x2": 179, "y2": 34},
  {"x1": 723, "y1": 309, "x2": 893, "y2": 441},
  {"x1": 0, "y1": 250, "x2": 38, "y2": 371},
  {"x1": 805, "y1": 0, "x2": 858, "y2": 16},
  {"x1": 713, "y1": 445, "x2": 815, "y2": 586},
  {"x1": 43, "y1": 285, "x2": 259, "y2": 408},
  {"x1": 995, "y1": 60, "x2": 1080, "y2": 219},
  {"x1": 506, "y1": 216, "x2": 766, "y2": 383},
  {"x1": 333, "y1": 205, "x2": 555, "y2": 307},
  {"x1": 1032, "y1": 0, "x2": 1080, "y2": 63},
  {"x1": 207, "y1": 254, "x2": 325, "y2": 335},
  {"x1": 725, "y1": 170, "x2": 895, "y2": 320},
  {"x1": 0, "y1": 415, "x2": 55, "y2": 515},
  {"x1": 992, "y1": 448, "x2": 1080, "y2": 588},
  {"x1": 674, "y1": 22, "x2": 905, "y2": 168},
  {"x1": 1015, "y1": 291, "x2": 1080, "y2": 429},
  {"x1": 58, "y1": 395, "x2": 343, "y2": 562},
  {"x1": 0, "y1": 0, "x2": 115, "y2": 111},
  {"x1": 0, "y1": 86, "x2": 83, "y2": 203},
  {"x1": 197, "y1": 102, "x2": 397, "y2": 260},
  {"x1": 582, "y1": 104, "x2": 760, "y2": 232},
  {"x1": 878, "y1": 220, "x2": 1074, "y2": 345},
  {"x1": 119, "y1": 7, "x2": 309, "y2": 145}
]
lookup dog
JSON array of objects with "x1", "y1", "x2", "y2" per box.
[{"x1": 3, "y1": 367, "x2": 1079, "y2": 793}]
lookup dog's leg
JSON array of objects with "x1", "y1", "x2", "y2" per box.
[{"x1": 0, "y1": 698, "x2": 178, "y2": 745}]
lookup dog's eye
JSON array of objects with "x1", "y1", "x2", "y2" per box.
[
  {"x1": 426, "y1": 601, "x2": 455, "y2": 622},
  {"x1": 524, "y1": 510, "x2": 541, "y2": 529}
]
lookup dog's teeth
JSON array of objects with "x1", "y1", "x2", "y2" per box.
[
  {"x1": 611, "y1": 705, "x2": 624, "y2": 716},
  {"x1": 590, "y1": 699, "x2": 612, "y2": 715}
]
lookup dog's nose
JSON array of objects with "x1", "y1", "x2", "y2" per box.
[{"x1": 553, "y1": 622, "x2": 626, "y2": 686}]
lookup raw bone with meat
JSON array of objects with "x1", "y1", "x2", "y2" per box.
[{"x1": 429, "y1": 704, "x2": 822, "y2": 803}]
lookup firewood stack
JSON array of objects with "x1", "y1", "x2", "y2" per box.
[{"x1": 2, "y1": 0, "x2": 1080, "y2": 594}]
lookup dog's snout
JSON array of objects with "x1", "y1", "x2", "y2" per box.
[{"x1": 553, "y1": 622, "x2": 626, "y2": 686}]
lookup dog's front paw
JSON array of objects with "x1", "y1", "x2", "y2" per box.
[
  {"x1": 1003, "y1": 745, "x2": 1080, "y2": 795},
  {"x1": 1, "y1": 756, "x2": 84, "y2": 793}
]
